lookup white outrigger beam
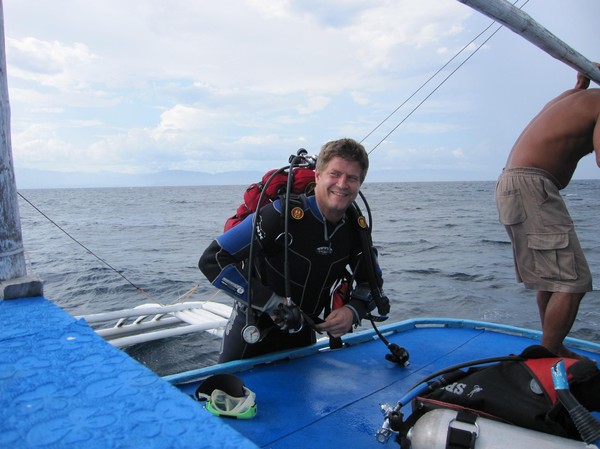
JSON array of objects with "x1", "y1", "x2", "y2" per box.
[
  {"x1": 458, "y1": 0, "x2": 600, "y2": 85},
  {"x1": 77, "y1": 301, "x2": 232, "y2": 348}
]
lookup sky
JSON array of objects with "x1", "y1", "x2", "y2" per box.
[{"x1": 3, "y1": 0, "x2": 599, "y2": 188}]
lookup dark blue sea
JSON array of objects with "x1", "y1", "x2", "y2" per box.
[{"x1": 17, "y1": 180, "x2": 600, "y2": 376}]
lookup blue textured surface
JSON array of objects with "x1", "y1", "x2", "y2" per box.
[
  {"x1": 174, "y1": 320, "x2": 600, "y2": 448},
  {"x1": 0, "y1": 296, "x2": 259, "y2": 449}
]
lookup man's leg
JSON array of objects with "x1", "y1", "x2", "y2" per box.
[{"x1": 537, "y1": 290, "x2": 585, "y2": 358}]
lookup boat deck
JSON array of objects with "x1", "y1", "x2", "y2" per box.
[
  {"x1": 0, "y1": 296, "x2": 258, "y2": 449},
  {"x1": 172, "y1": 319, "x2": 600, "y2": 449},
  {"x1": 2, "y1": 296, "x2": 599, "y2": 449}
]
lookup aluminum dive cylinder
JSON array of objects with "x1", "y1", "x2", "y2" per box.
[{"x1": 406, "y1": 408, "x2": 596, "y2": 449}]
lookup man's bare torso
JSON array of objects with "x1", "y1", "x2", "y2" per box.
[{"x1": 505, "y1": 88, "x2": 600, "y2": 187}]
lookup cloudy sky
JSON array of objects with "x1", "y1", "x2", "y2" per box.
[{"x1": 3, "y1": 0, "x2": 599, "y2": 187}]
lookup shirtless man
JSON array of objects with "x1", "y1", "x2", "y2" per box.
[{"x1": 496, "y1": 68, "x2": 600, "y2": 359}]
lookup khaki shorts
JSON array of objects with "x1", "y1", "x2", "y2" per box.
[{"x1": 495, "y1": 168, "x2": 592, "y2": 293}]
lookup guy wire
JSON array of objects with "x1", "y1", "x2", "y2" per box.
[
  {"x1": 363, "y1": 0, "x2": 530, "y2": 154},
  {"x1": 17, "y1": 191, "x2": 158, "y2": 302}
]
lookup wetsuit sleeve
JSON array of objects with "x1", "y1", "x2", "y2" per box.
[{"x1": 198, "y1": 204, "x2": 281, "y2": 310}]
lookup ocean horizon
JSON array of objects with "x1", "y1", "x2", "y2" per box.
[{"x1": 12, "y1": 166, "x2": 562, "y2": 190}]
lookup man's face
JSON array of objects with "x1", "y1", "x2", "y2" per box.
[{"x1": 314, "y1": 156, "x2": 362, "y2": 222}]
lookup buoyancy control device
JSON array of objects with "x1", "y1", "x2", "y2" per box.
[{"x1": 377, "y1": 345, "x2": 600, "y2": 447}]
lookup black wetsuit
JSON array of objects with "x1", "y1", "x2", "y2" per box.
[{"x1": 199, "y1": 194, "x2": 382, "y2": 362}]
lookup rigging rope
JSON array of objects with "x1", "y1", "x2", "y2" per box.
[
  {"x1": 17, "y1": 191, "x2": 160, "y2": 303},
  {"x1": 363, "y1": 0, "x2": 530, "y2": 154}
]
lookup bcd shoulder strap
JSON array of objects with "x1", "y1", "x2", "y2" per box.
[{"x1": 346, "y1": 203, "x2": 390, "y2": 317}]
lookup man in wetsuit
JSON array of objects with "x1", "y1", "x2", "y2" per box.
[
  {"x1": 199, "y1": 138, "x2": 384, "y2": 362},
  {"x1": 496, "y1": 67, "x2": 600, "y2": 359}
]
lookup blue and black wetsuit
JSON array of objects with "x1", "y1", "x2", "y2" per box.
[{"x1": 199, "y1": 194, "x2": 383, "y2": 362}]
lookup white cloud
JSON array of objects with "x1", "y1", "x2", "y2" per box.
[
  {"x1": 296, "y1": 96, "x2": 331, "y2": 115},
  {"x1": 348, "y1": 0, "x2": 468, "y2": 69},
  {"x1": 246, "y1": 0, "x2": 293, "y2": 19},
  {"x1": 3, "y1": 0, "x2": 600, "y2": 185},
  {"x1": 151, "y1": 105, "x2": 223, "y2": 139}
]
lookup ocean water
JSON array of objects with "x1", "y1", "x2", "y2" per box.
[{"x1": 17, "y1": 180, "x2": 600, "y2": 375}]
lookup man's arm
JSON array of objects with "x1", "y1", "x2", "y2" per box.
[
  {"x1": 198, "y1": 212, "x2": 275, "y2": 310},
  {"x1": 545, "y1": 64, "x2": 600, "y2": 109}
]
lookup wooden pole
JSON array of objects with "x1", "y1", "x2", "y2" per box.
[
  {"x1": 458, "y1": 0, "x2": 600, "y2": 85},
  {"x1": 0, "y1": 0, "x2": 43, "y2": 299}
]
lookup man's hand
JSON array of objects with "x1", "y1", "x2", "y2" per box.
[
  {"x1": 575, "y1": 63, "x2": 600, "y2": 90},
  {"x1": 315, "y1": 306, "x2": 354, "y2": 338}
]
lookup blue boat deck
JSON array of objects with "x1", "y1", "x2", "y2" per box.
[
  {"x1": 0, "y1": 296, "x2": 258, "y2": 449},
  {"x1": 2, "y1": 296, "x2": 599, "y2": 449},
  {"x1": 172, "y1": 319, "x2": 600, "y2": 449}
]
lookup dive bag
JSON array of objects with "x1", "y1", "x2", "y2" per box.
[{"x1": 405, "y1": 345, "x2": 600, "y2": 442}]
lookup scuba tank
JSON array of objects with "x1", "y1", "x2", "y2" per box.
[{"x1": 406, "y1": 408, "x2": 597, "y2": 449}]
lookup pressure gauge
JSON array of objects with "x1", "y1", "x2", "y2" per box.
[{"x1": 242, "y1": 324, "x2": 261, "y2": 344}]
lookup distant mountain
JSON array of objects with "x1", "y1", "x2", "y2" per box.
[
  {"x1": 14, "y1": 167, "x2": 496, "y2": 189},
  {"x1": 14, "y1": 168, "x2": 266, "y2": 189}
]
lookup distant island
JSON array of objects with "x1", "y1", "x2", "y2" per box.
[{"x1": 15, "y1": 167, "x2": 499, "y2": 189}]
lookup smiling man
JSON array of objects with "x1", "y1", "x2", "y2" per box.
[{"x1": 199, "y1": 138, "x2": 385, "y2": 362}]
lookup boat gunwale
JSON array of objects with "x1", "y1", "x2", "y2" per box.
[{"x1": 164, "y1": 317, "x2": 600, "y2": 385}]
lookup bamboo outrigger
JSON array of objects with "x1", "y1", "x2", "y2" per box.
[{"x1": 458, "y1": 0, "x2": 600, "y2": 84}]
